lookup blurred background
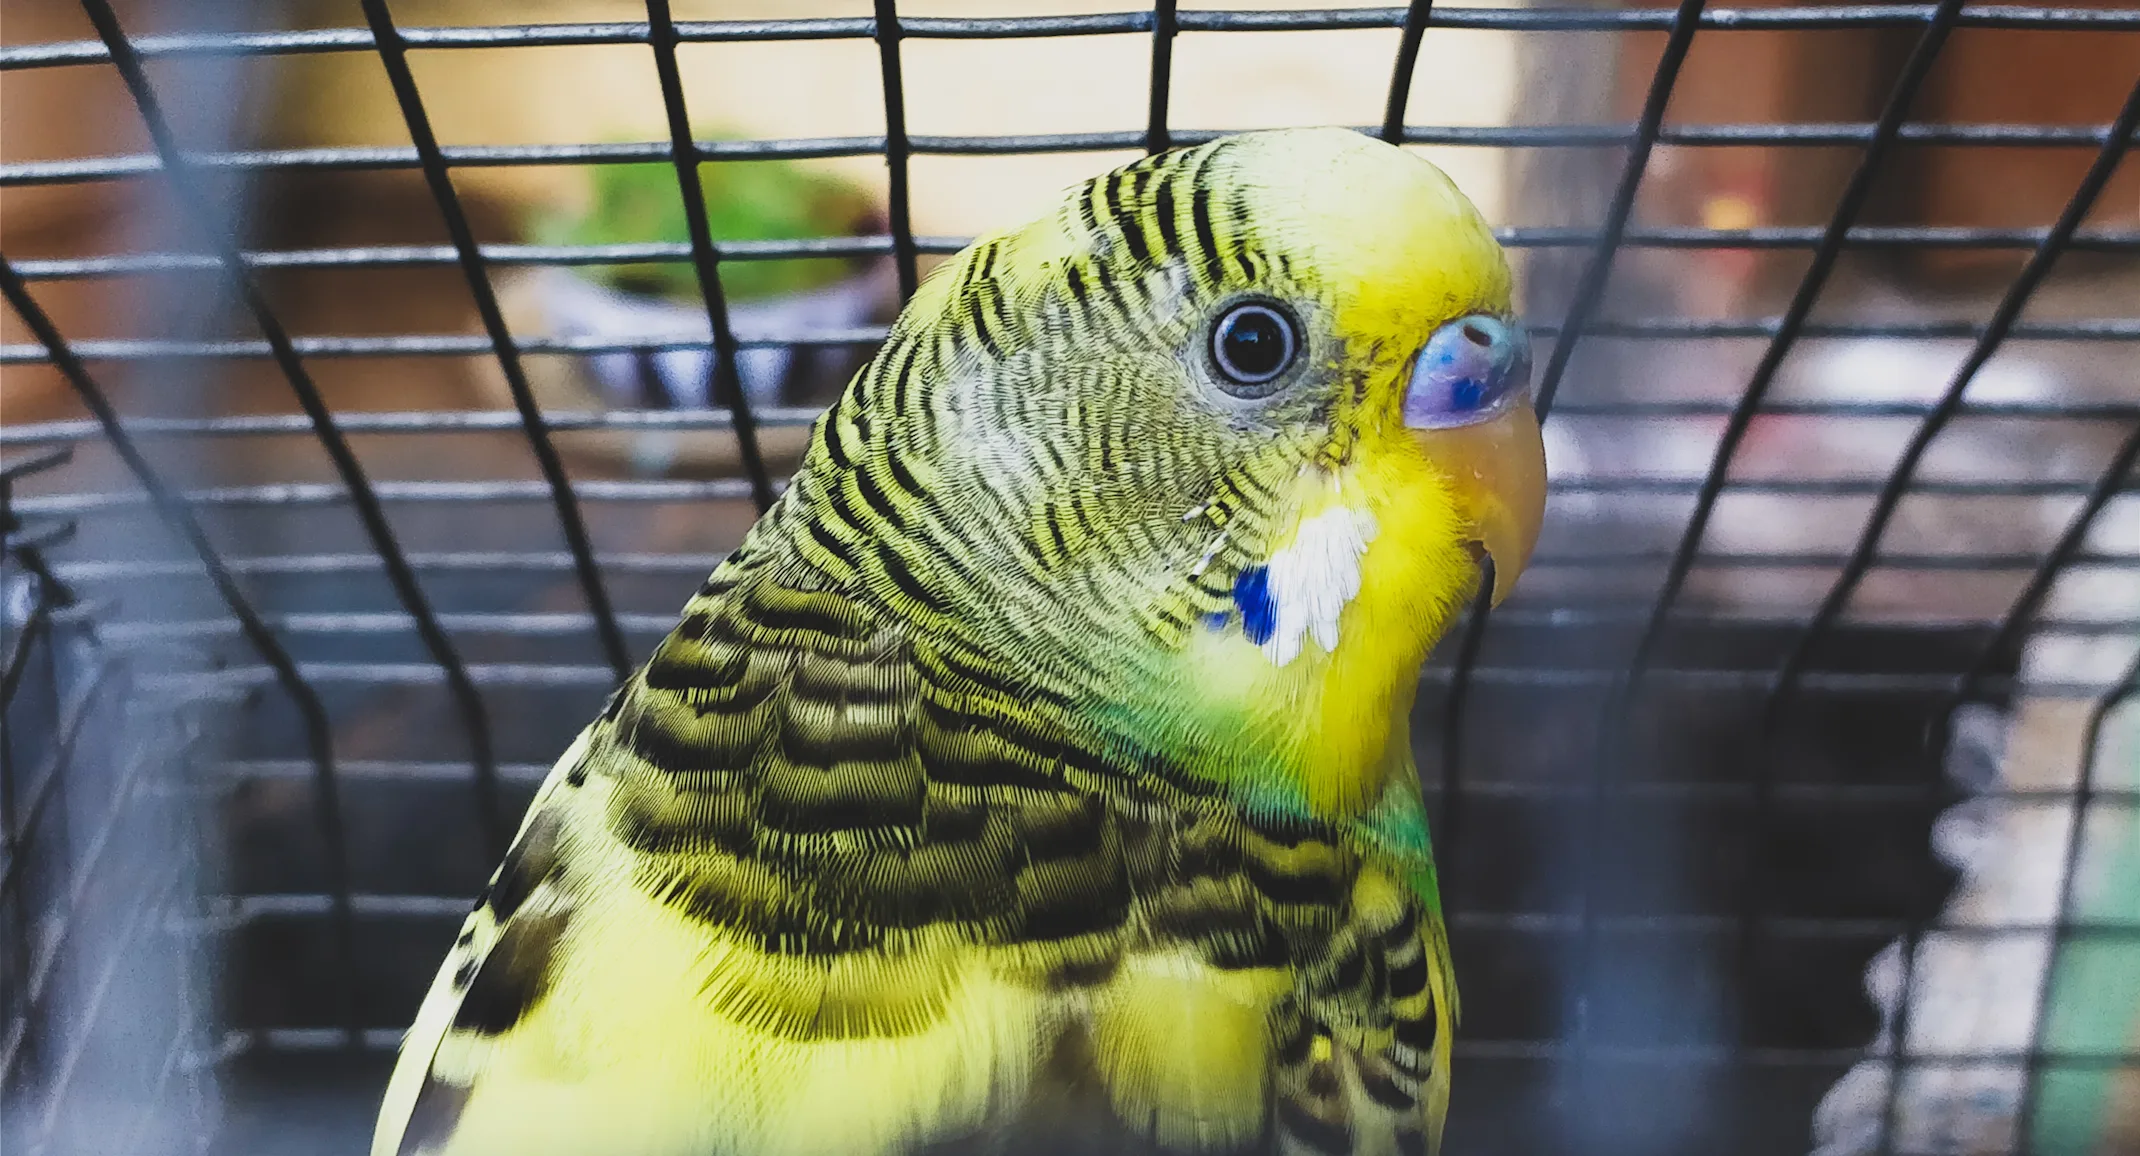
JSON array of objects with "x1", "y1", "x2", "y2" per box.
[{"x1": 2, "y1": 1, "x2": 2136, "y2": 1153}]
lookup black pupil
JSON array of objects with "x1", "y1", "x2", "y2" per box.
[{"x1": 1221, "y1": 309, "x2": 1288, "y2": 380}]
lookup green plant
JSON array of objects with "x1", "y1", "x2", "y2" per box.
[{"x1": 535, "y1": 150, "x2": 876, "y2": 302}]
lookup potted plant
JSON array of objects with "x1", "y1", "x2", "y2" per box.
[{"x1": 481, "y1": 146, "x2": 895, "y2": 477}]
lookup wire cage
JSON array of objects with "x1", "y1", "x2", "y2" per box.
[{"x1": 2, "y1": 2, "x2": 2136, "y2": 1154}]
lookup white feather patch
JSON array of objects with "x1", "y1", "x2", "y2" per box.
[{"x1": 1259, "y1": 505, "x2": 1378, "y2": 666}]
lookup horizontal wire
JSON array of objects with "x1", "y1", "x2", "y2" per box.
[
  {"x1": 13, "y1": 471, "x2": 2130, "y2": 517},
  {"x1": 215, "y1": 1026, "x2": 2140, "y2": 1072},
  {"x1": 4, "y1": 398, "x2": 2135, "y2": 450},
  {"x1": 3, "y1": 314, "x2": 2134, "y2": 367},
  {"x1": 51, "y1": 549, "x2": 728, "y2": 580},
  {"x1": 210, "y1": 758, "x2": 2140, "y2": 806},
  {"x1": 201, "y1": 892, "x2": 2140, "y2": 942},
  {"x1": 47, "y1": 544, "x2": 2135, "y2": 578},
  {"x1": 132, "y1": 660, "x2": 2123, "y2": 697},
  {"x1": 7, "y1": 5, "x2": 2140, "y2": 70},
  {"x1": 0, "y1": 407, "x2": 823, "y2": 445},
  {"x1": 6, "y1": 120, "x2": 2135, "y2": 190},
  {"x1": 11, "y1": 478, "x2": 763, "y2": 514},
  {"x1": 42, "y1": 589, "x2": 2140, "y2": 642},
  {"x1": 84, "y1": 587, "x2": 2140, "y2": 644},
  {"x1": 13, "y1": 223, "x2": 2140, "y2": 282},
  {"x1": 35, "y1": 555, "x2": 2140, "y2": 637}
]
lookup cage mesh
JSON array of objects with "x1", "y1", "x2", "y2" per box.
[{"x1": 2, "y1": 2, "x2": 2137, "y2": 1154}]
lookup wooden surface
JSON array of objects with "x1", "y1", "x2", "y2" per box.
[
  {"x1": 1908, "y1": 13, "x2": 2140, "y2": 279},
  {"x1": 1613, "y1": 3, "x2": 2140, "y2": 290}
]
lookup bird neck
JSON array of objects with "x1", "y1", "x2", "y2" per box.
[{"x1": 1115, "y1": 448, "x2": 1480, "y2": 824}]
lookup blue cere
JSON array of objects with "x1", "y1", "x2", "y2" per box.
[
  {"x1": 1233, "y1": 565, "x2": 1276, "y2": 646},
  {"x1": 1404, "y1": 314, "x2": 1532, "y2": 430}
]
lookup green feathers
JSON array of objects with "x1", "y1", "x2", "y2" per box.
[{"x1": 375, "y1": 128, "x2": 1528, "y2": 1156}]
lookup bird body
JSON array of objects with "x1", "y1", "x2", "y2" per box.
[{"x1": 373, "y1": 127, "x2": 1545, "y2": 1156}]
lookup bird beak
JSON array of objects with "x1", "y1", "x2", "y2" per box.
[{"x1": 1410, "y1": 397, "x2": 1546, "y2": 605}]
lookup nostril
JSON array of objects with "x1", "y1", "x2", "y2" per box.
[{"x1": 1461, "y1": 323, "x2": 1492, "y2": 348}]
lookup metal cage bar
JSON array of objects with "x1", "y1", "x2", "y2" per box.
[
  {"x1": 3, "y1": 317, "x2": 2135, "y2": 373},
  {"x1": 10, "y1": 121, "x2": 2138, "y2": 194},
  {"x1": 5, "y1": 396, "x2": 2135, "y2": 450},
  {"x1": 6, "y1": 4, "x2": 2140, "y2": 72},
  {"x1": 1379, "y1": 0, "x2": 1437, "y2": 145},
  {"x1": 0, "y1": 256, "x2": 362, "y2": 1047},
  {"x1": 4, "y1": 316, "x2": 2134, "y2": 371},
  {"x1": 1775, "y1": 73, "x2": 2140, "y2": 708},
  {"x1": 75, "y1": 0, "x2": 516, "y2": 874},
  {"x1": 1608, "y1": 0, "x2": 1969, "y2": 1083},
  {"x1": 1145, "y1": 0, "x2": 1178, "y2": 153},
  {"x1": 1618, "y1": 0, "x2": 1967, "y2": 703},
  {"x1": 1953, "y1": 420, "x2": 2140, "y2": 707},
  {"x1": 1533, "y1": 0, "x2": 1710, "y2": 419},
  {"x1": 11, "y1": 224, "x2": 2140, "y2": 286},
  {"x1": 874, "y1": 0, "x2": 921, "y2": 299},
  {"x1": 1814, "y1": 76, "x2": 2140, "y2": 1156},
  {"x1": 354, "y1": 0, "x2": 634, "y2": 695},
  {"x1": 2010, "y1": 652, "x2": 2140, "y2": 1146},
  {"x1": 1534, "y1": 0, "x2": 1709, "y2": 1099},
  {"x1": 643, "y1": 0, "x2": 777, "y2": 515}
]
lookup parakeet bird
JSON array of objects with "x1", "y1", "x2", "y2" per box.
[{"x1": 372, "y1": 127, "x2": 1546, "y2": 1156}]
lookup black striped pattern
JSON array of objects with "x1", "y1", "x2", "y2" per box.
[
  {"x1": 426, "y1": 132, "x2": 1463, "y2": 1150},
  {"x1": 597, "y1": 578, "x2": 1388, "y2": 985}
]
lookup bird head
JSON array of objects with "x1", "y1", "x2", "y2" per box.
[{"x1": 789, "y1": 127, "x2": 1545, "y2": 819}]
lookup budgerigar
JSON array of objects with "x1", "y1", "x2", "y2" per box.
[{"x1": 372, "y1": 127, "x2": 1546, "y2": 1156}]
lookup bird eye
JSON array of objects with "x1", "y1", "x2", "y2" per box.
[
  {"x1": 1404, "y1": 314, "x2": 1532, "y2": 430},
  {"x1": 1209, "y1": 301, "x2": 1300, "y2": 395}
]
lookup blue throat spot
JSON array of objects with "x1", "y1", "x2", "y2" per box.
[
  {"x1": 1201, "y1": 610, "x2": 1232, "y2": 631},
  {"x1": 1234, "y1": 565, "x2": 1276, "y2": 646}
]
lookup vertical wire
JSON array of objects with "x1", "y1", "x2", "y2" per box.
[
  {"x1": 1436, "y1": 0, "x2": 1711, "y2": 969},
  {"x1": 1540, "y1": 0, "x2": 1707, "y2": 1126},
  {"x1": 1587, "y1": 0, "x2": 1967, "y2": 1073},
  {"x1": 0, "y1": 257, "x2": 362, "y2": 1048},
  {"x1": 0, "y1": 578, "x2": 49, "y2": 1026},
  {"x1": 0, "y1": 451, "x2": 71, "y2": 1038},
  {"x1": 2009, "y1": 653, "x2": 2140, "y2": 1153},
  {"x1": 873, "y1": 0, "x2": 919, "y2": 300},
  {"x1": 643, "y1": 0, "x2": 776, "y2": 514},
  {"x1": 1381, "y1": 0, "x2": 1437, "y2": 145},
  {"x1": 1617, "y1": 0, "x2": 1965, "y2": 704},
  {"x1": 1767, "y1": 75, "x2": 2140, "y2": 715},
  {"x1": 1146, "y1": 0, "x2": 1179, "y2": 155},
  {"x1": 1434, "y1": 577, "x2": 1495, "y2": 906},
  {"x1": 1950, "y1": 417, "x2": 2140, "y2": 708},
  {"x1": 1943, "y1": 429, "x2": 2140, "y2": 1141},
  {"x1": 1530, "y1": 0, "x2": 1708, "y2": 422},
  {"x1": 1855, "y1": 75, "x2": 2140, "y2": 1156},
  {"x1": 355, "y1": 0, "x2": 633, "y2": 703},
  {"x1": 81, "y1": 0, "x2": 511, "y2": 867}
]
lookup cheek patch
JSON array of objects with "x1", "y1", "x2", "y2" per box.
[{"x1": 1222, "y1": 505, "x2": 1379, "y2": 666}]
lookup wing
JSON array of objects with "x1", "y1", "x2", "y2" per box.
[
  {"x1": 373, "y1": 538, "x2": 1450, "y2": 1156},
  {"x1": 1276, "y1": 865, "x2": 1457, "y2": 1156},
  {"x1": 370, "y1": 542, "x2": 1166, "y2": 1156}
]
